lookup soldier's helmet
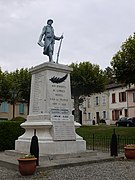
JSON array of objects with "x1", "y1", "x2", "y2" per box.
[{"x1": 47, "y1": 19, "x2": 53, "y2": 24}]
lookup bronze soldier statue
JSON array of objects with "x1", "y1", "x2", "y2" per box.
[{"x1": 37, "y1": 19, "x2": 63, "y2": 63}]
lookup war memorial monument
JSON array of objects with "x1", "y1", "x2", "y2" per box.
[{"x1": 15, "y1": 19, "x2": 86, "y2": 155}]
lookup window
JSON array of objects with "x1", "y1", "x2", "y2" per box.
[
  {"x1": 19, "y1": 103, "x2": 24, "y2": 114},
  {"x1": 88, "y1": 112, "x2": 91, "y2": 119},
  {"x1": 102, "y1": 96, "x2": 106, "y2": 105},
  {"x1": 112, "y1": 93, "x2": 116, "y2": 103},
  {"x1": 96, "y1": 97, "x2": 98, "y2": 105},
  {"x1": 87, "y1": 98, "x2": 91, "y2": 108},
  {"x1": 120, "y1": 110, "x2": 122, "y2": 115},
  {"x1": 124, "y1": 109, "x2": 128, "y2": 117},
  {"x1": 1, "y1": 102, "x2": 8, "y2": 113},
  {"x1": 112, "y1": 111, "x2": 114, "y2": 121},
  {"x1": 133, "y1": 92, "x2": 135, "y2": 102},
  {"x1": 96, "y1": 112, "x2": 100, "y2": 123},
  {"x1": 119, "y1": 92, "x2": 126, "y2": 102},
  {"x1": 103, "y1": 111, "x2": 106, "y2": 119},
  {"x1": 94, "y1": 96, "x2": 99, "y2": 106}
]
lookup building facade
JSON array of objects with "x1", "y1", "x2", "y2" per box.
[
  {"x1": 82, "y1": 84, "x2": 135, "y2": 125},
  {"x1": 127, "y1": 86, "x2": 135, "y2": 117},
  {"x1": 0, "y1": 101, "x2": 28, "y2": 120},
  {"x1": 108, "y1": 84, "x2": 128, "y2": 123},
  {"x1": 82, "y1": 91, "x2": 109, "y2": 125}
]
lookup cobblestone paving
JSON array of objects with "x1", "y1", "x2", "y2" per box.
[{"x1": 0, "y1": 160, "x2": 135, "y2": 180}]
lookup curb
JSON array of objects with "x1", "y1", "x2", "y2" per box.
[
  {"x1": 0, "y1": 153, "x2": 124, "y2": 172},
  {"x1": 0, "y1": 160, "x2": 18, "y2": 171},
  {"x1": 37, "y1": 156, "x2": 124, "y2": 171}
]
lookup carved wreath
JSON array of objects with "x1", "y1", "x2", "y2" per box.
[{"x1": 49, "y1": 74, "x2": 68, "y2": 84}]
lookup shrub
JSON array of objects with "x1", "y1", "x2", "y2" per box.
[
  {"x1": 11, "y1": 116, "x2": 26, "y2": 122},
  {"x1": 0, "y1": 118, "x2": 8, "y2": 120},
  {"x1": 0, "y1": 121, "x2": 25, "y2": 151},
  {"x1": 100, "y1": 119, "x2": 106, "y2": 124}
]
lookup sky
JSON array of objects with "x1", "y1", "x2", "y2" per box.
[{"x1": 0, "y1": 0, "x2": 135, "y2": 72}]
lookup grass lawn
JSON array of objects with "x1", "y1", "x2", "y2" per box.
[
  {"x1": 76, "y1": 125, "x2": 135, "y2": 137},
  {"x1": 76, "y1": 125, "x2": 135, "y2": 151}
]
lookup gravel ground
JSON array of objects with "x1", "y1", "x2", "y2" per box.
[{"x1": 0, "y1": 160, "x2": 135, "y2": 180}]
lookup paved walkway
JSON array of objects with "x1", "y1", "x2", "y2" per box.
[
  {"x1": 0, "y1": 150, "x2": 124, "y2": 171},
  {"x1": 0, "y1": 150, "x2": 126, "y2": 179}
]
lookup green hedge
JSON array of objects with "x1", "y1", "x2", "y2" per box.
[
  {"x1": 0, "y1": 121, "x2": 25, "y2": 151},
  {"x1": 11, "y1": 116, "x2": 26, "y2": 122}
]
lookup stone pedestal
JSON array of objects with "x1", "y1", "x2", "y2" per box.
[{"x1": 15, "y1": 62, "x2": 86, "y2": 155}]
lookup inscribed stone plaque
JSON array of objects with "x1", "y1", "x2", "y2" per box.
[
  {"x1": 50, "y1": 108, "x2": 69, "y2": 121},
  {"x1": 49, "y1": 82, "x2": 70, "y2": 109},
  {"x1": 52, "y1": 121, "x2": 76, "y2": 141},
  {"x1": 32, "y1": 72, "x2": 45, "y2": 114}
]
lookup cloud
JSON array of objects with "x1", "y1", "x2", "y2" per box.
[{"x1": 0, "y1": 0, "x2": 135, "y2": 71}]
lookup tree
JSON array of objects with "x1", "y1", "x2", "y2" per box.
[
  {"x1": 0, "y1": 68, "x2": 31, "y2": 118},
  {"x1": 104, "y1": 66, "x2": 116, "y2": 84},
  {"x1": 14, "y1": 68, "x2": 31, "y2": 114},
  {"x1": 10, "y1": 68, "x2": 31, "y2": 117},
  {"x1": 70, "y1": 62, "x2": 107, "y2": 123},
  {"x1": 0, "y1": 70, "x2": 11, "y2": 100},
  {"x1": 111, "y1": 33, "x2": 135, "y2": 84}
]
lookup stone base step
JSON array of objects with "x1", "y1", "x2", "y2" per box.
[{"x1": 5, "y1": 150, "x2": 97, "y2": 161}]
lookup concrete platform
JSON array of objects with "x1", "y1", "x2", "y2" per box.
[{"x1": 0, "y1": 150, "x2": 124, "y2": 171}]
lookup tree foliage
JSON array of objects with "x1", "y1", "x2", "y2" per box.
[
  {"x1": 70, "y1": 61, "x2": 107, "y2": 123},
  {"x1": 104, "y1": 66, "x2": 116, "y2": 84},
  {"x1": 70, "y1": 62, "x2": 107, "y2": 97},
  {"x1": 0, "y1": 68, "x2": 31, "y2": 103},
  {"x1": 111, "y1": 33, "x2": 135, "y2": 84},
  {"x1": 0, "y1": 70, "x2": 10, "y2": 100}
]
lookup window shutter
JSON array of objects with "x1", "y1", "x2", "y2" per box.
[
  {"x1": 1, "y1": 102, "x2": 8, "y2": 112},
  {"x1": 133, "y1": 92, "x2": 135, "y2": 102},
  {"x1": 19, "y1": 103, "x2": 24, "y2": 114}
]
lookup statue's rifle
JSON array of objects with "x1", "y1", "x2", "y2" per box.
[{"x1": 56, "y1": 34, "x2": 63, "y2": 64}]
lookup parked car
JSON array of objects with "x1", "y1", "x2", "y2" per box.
[{"x1": 116, "y1": 117, "x2": 135, "y2": 127}]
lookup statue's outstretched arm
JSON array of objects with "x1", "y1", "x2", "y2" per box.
[{"x1": 54, "y1": 34, "x2": 63, "y2": 41}]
